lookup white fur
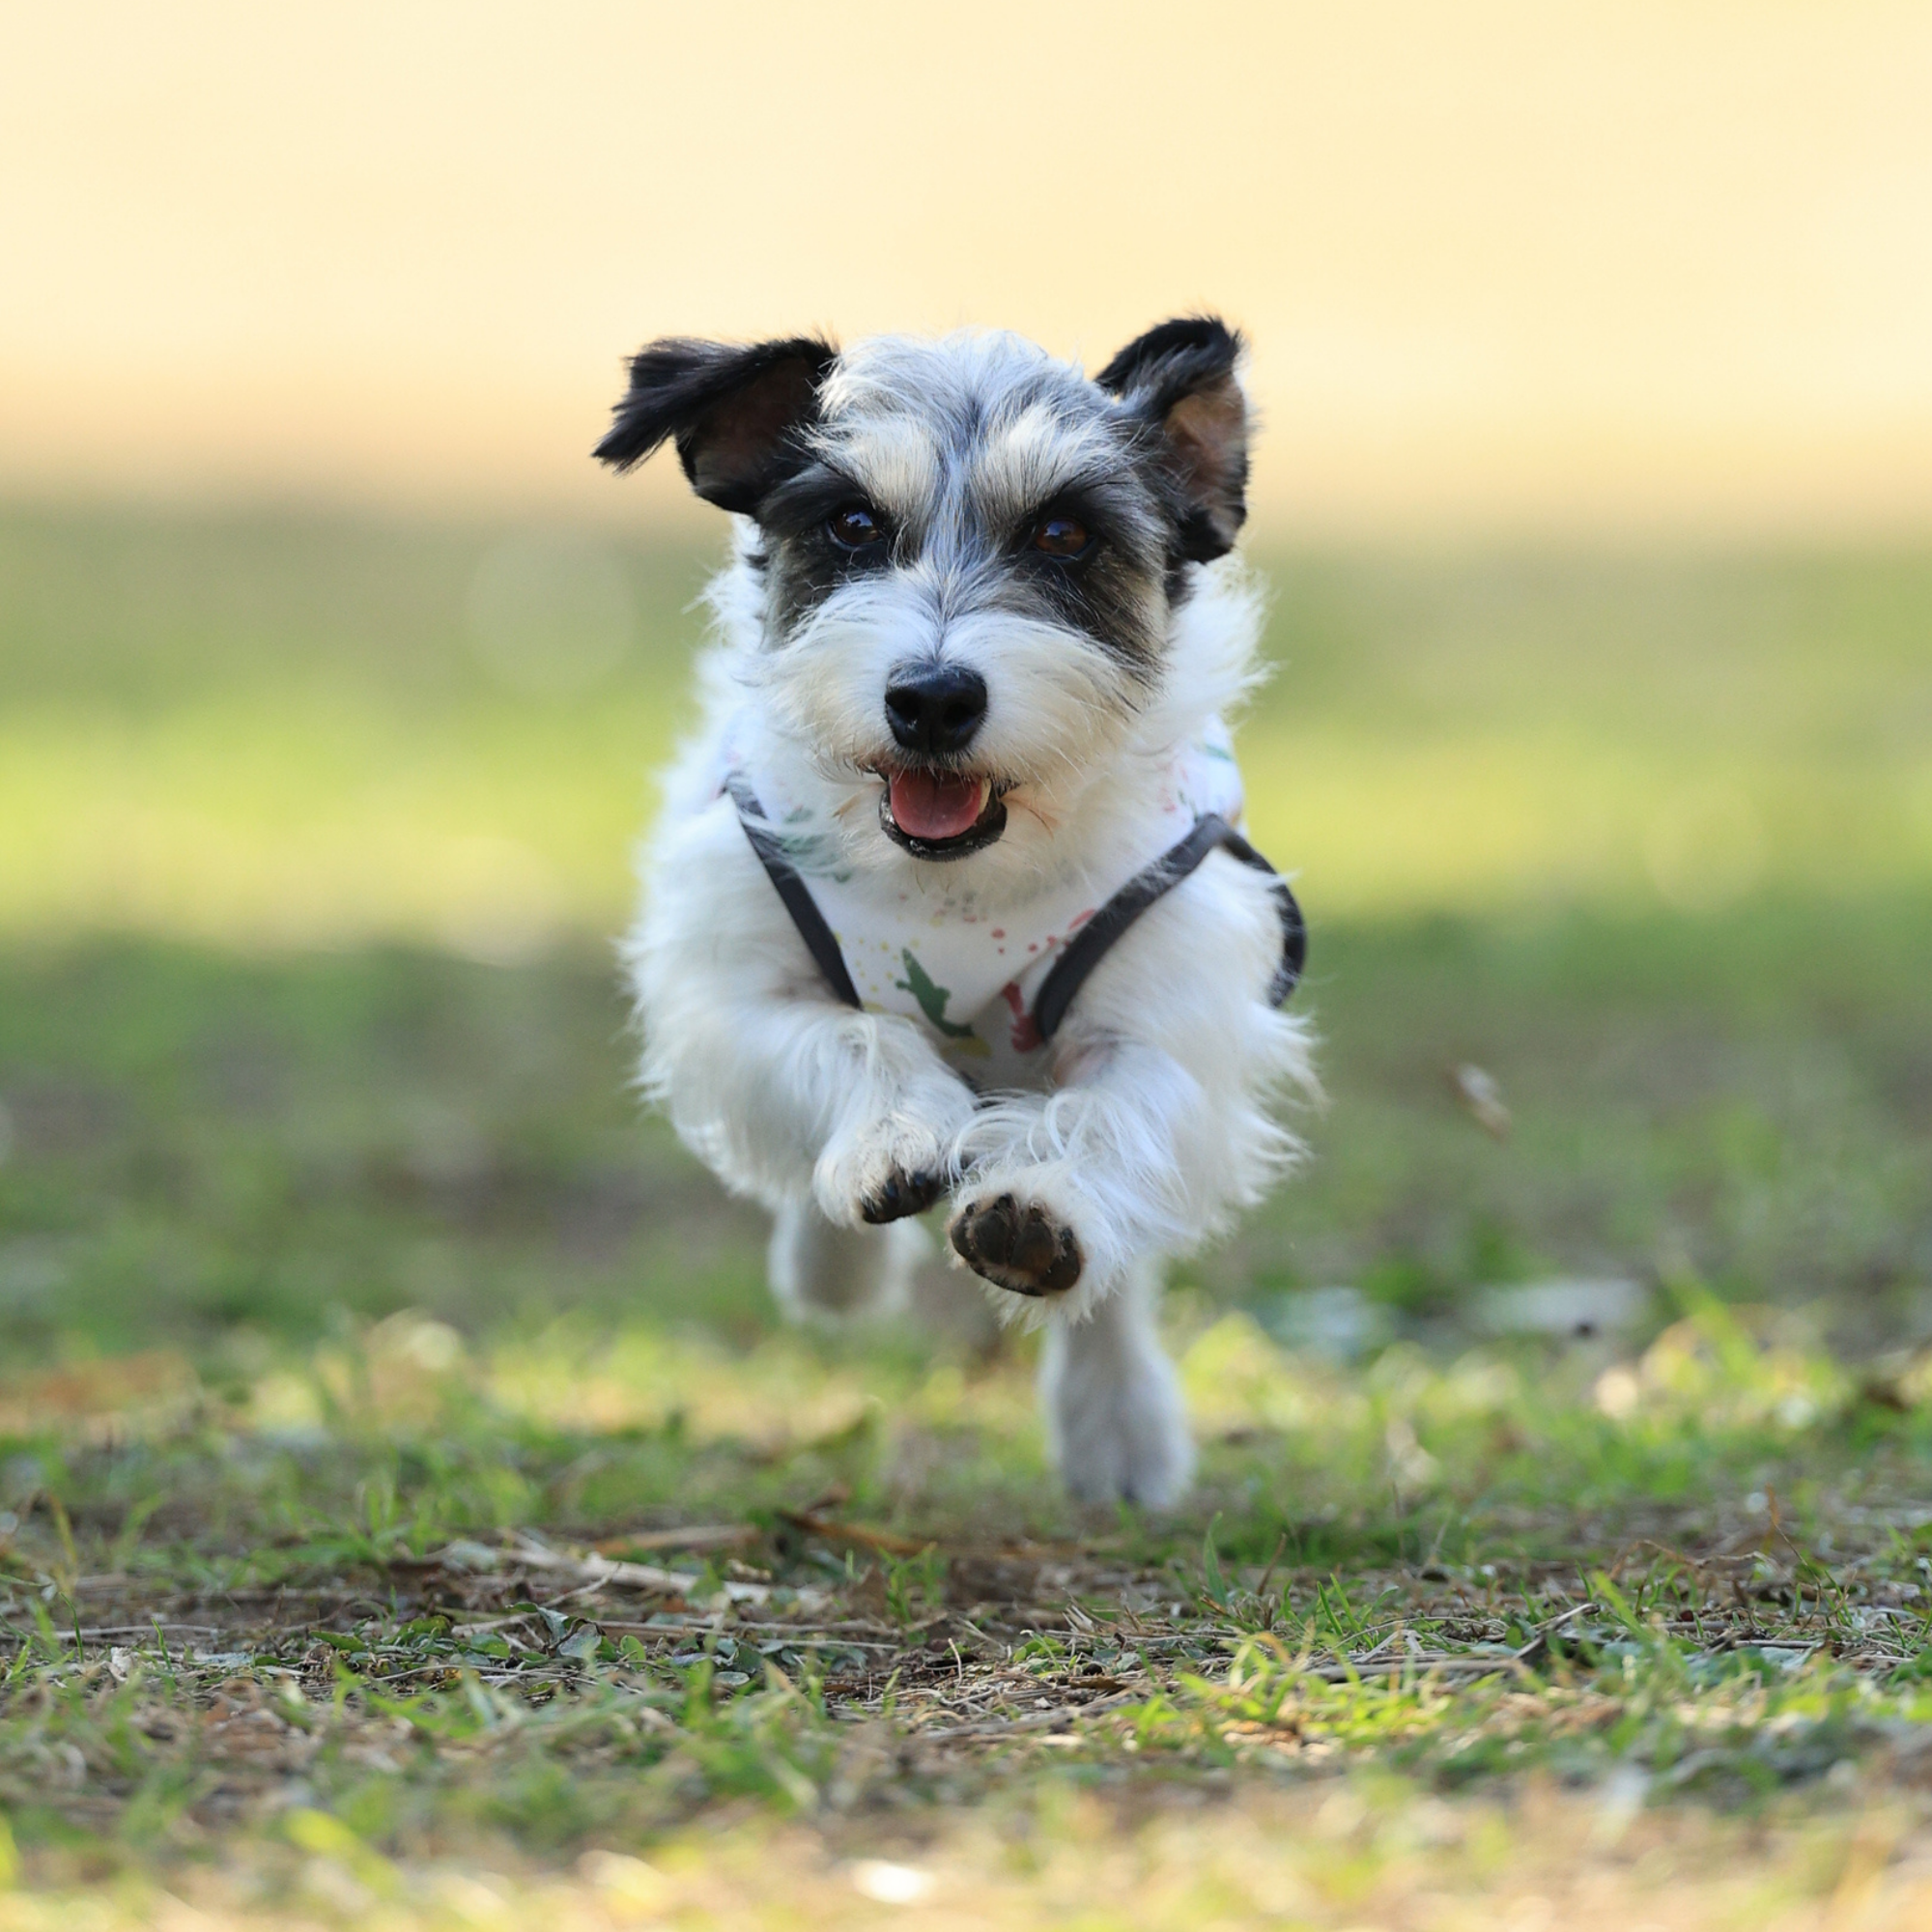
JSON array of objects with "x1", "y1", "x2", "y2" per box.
[
  {"x1": 1041, "y1": 1257, "x2": 1195, "y2": 1506},
  {"x1": 768, "y1": 1201, "x2": 930, "y2": 1321},
  {"x1": 623, "y1": 329, "x2": 1316, "y2": 1506}
]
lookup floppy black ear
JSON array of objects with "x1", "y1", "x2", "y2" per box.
[
  {"x1": 1096, "y1": 316, "x2": 1249, "y2": 562},
  {"x1": 594, "y1": 335, "x2": 838, "y2": 514}
]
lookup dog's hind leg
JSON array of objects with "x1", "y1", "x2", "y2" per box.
[
  {"x1": 767, "y1": 1198, "x2": 928, "y2": 1321},
  {"x1": 1038, "y1": 1255, "x2": 1193, "y2": 1507}
]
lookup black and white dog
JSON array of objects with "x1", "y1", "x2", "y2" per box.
[{"x1": 597, "y1": 319, "x2": 1314, "y2": 1505}]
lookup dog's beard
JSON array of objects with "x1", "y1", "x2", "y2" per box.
[{"x1": 750, "y1": 582, "x2": 1146, "y2": 874}]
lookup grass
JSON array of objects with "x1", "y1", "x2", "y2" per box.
[
  {"x1": 0, "y1": 499, "x2": 1930, "y2": 1919},
  {"x1": 1, "y1": 1251, "x2": 1932, "y2": 1922}
]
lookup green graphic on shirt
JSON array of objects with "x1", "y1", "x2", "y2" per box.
[
  {"x1": 895, "y1": 949, "x2": 978, "y2": 1040},
  {"x1": 767, "y1": 822, "x2": 851, "y2": 884}
]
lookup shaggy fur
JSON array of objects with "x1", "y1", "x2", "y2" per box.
[{"x1": 598, "y1": 319, "x2": 1316, "y2": 1505}]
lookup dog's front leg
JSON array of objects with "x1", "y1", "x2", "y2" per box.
[
  {"x1": 633, "y1": 799, "x2": 978, "y2": 1227},
  {"x1": 804, "y1": 1006, "x2": 979, "y2": 1228},
  {"x1": 947, "y1": 1033, "x2": 1229, "y2": 1299},
  {"x1": 950, "y1": 854, "x2": 1308, "y2": 1304}
]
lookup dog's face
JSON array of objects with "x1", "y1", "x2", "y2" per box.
[{"x1": 597, "y1": 321, "x2": 1248, "y2": 872}]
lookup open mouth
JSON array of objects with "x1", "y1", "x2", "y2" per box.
[{"x1": 878, "y1": 768, "x2": 1009, "y2": 861}]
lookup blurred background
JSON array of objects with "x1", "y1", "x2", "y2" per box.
[{"x1": 1, "y1": 3, "x2": 1928, "y2": 1377}]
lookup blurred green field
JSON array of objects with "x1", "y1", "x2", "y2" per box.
[
  {"x1": 2, "y1": 501, "x2": 1931, "y2": 1910},
  {"x1": 4, "y1": 505, "x2": 1930, "y2": 949}
]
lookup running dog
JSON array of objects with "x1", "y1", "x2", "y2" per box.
[{"x1": 597, "y1": 317, "x2": 1313, "y2": 1505}]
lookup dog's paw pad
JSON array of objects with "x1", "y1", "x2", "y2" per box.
[
  {"x1": 949, "y1": 1194, "x2": 1082, "y2": 1295},
  {"x1": 860, "y1": 1169, "x2": 947, "y2": 1225}
]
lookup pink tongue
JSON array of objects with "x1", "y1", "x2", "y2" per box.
[{"x1": 889, "y1": 769, "x2": 990, "y2": 841}]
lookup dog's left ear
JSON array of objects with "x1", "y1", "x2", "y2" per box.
[
  {"x1": 594, "y1": 335, "x2": 838, "y2": 514},
  {"x1": 1096, "y1": 316, "x2": 1249, "y2": 562}
]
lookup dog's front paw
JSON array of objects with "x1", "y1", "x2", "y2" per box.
[
  {"x1": 859, "y1": 1168, "x2": 948, "y2": 1225},
  {"x1": 949, "y1": 1192, "x2": 1083, "y2": 1297},
  {"x1": 814, "y1": 1087, "x2": 970, "y2": 1230}
]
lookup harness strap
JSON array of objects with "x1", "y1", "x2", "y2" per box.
[
  {"x1": 728, "y1": 782, "x2": 1305, "y2": 1040},
  {"x1": 726, "y1": 776, "x2": 864, "y2": 1009},
  {"x1": 1030, "y1": 812, "x2": 1305, "y2": 1042}
]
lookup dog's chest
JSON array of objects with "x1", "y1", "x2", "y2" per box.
[{"x1": 723, "y1": 717, "x2": 1247, "y2": 1084}]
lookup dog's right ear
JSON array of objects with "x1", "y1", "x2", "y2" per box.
[
  {"x1": 594, "y1": 336, "x2": 838, "y2": 514},
  {"x1": 1096, "y1": 316, "x2": 1248, "y2": 562}
]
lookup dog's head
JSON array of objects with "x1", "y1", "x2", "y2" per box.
[{"x1": 596, "y1": 321, "x2": 1249, "y2": 871}]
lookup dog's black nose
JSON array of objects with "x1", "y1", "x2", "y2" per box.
[{"x1": 884, "y1": 664, "x2": 987, "y2": 757}]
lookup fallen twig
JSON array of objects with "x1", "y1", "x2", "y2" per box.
[
  {"x1": 594, "y1": 1524, "x2": 761, "y2": 1556},
  {"x1": 778, "y1": 1509, "x2": 935, "y2": 1558}
]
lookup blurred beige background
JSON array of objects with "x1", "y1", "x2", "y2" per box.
[{"x1": 4, "y1": 1, "x2": 1929, "y2": 538}]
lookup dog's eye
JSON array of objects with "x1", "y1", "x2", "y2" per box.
[
  {"x1": 827, "y1": 503, "x2": 887, "y2": 551},
  {"x1": 1031, "y1": 514, "x2": 1092, "y2": 559}
]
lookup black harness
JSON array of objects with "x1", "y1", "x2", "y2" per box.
[{"x1": 728, "y1": 776, "x2": 1305, "y2": 1044}]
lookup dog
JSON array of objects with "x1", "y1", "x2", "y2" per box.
[{"x1": 595, "y1": 317, "x2": 1314, "y2": 1505}]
